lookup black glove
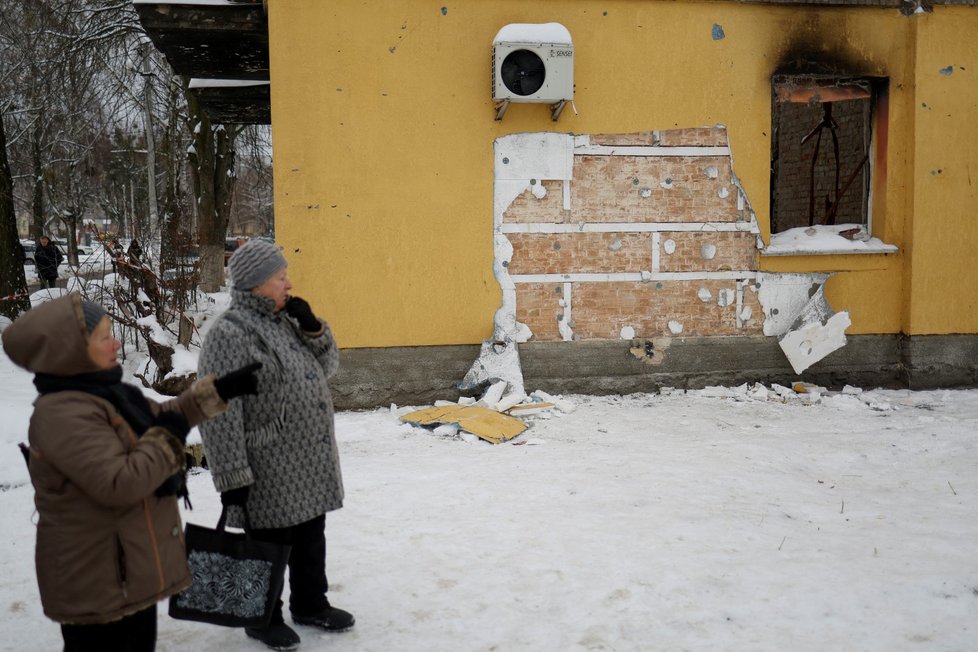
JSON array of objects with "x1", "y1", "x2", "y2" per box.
[
  {"x1": 284, "y1": 296, "x2": 321, "y2": 332},
  {"x1": 154, "y1": 411, "x2": 190, "y2": 445},
  {"x1": 214, "y1": 362, "x2": 263, "y2": 401},
  {"x1": 151, "y1": 413, "x2": 191, "y2": 503},
  {"x1": 221, "y1": 485, "x2": 251, "y2": 507},
  {"x1": 156, "y1": 472, "x2": 188, "y2": 502}
]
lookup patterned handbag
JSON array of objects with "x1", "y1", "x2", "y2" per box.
[{"x1": 169, "y1": 507, "x2": 291, "y2": 628}]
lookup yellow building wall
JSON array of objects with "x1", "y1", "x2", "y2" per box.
[
  {"x1": 906, "y1": 9, "x2": 978, "y2": 335},
  {"x1": 267, "y1": 0, "x2": 975, "y2": 347}
]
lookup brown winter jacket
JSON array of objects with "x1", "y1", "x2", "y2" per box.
[{"x1": 1, "y1": 294, "x2": 227, "y2": 625}]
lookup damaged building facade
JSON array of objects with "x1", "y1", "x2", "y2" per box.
[{"x1": 137, "y1": 0, "x2": 978, "y2": 408}]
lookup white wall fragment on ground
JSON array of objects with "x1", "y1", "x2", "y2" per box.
[
  {"x1": 778, "y1": 285, "x2": 851, "y2": 374},
  {"x1": 757, "y1": 272, "x2": 831, "y2": 337},
  {"x1": 459, "y1": 339, "x2": 526, "y2": 397}
]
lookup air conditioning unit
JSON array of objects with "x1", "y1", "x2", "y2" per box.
[{"x1": 492, "y1": 23, "x2": 573, "y2": 106}]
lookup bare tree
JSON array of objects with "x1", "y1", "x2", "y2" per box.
[
  {"x1": 184, "y1": 79, "x2": 241, "y2": 292},
  {"x1": 0, "y1": 106, "x2": 30, "y2": 320},
  {"x1": 0, "y1": 1, "x2": 272, "y2": 384},
  {"x1": 231, "y1": 124, "x2": 274, "y2": 237}
]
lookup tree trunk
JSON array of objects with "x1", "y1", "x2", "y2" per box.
[
  {"x1": 185, "y1": 80, "x2": 238, "y2": 293},
  {"x1": 0, "y1": 108, "x2": 31, "y2": 320},
  {"x1": 63, "y1": 212, "x2": 80, "y2": 267}
]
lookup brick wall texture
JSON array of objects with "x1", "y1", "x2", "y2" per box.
[{"x1": 500, "y1": 128, "x2": 763, "y2": 342}]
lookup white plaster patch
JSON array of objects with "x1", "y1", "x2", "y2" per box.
[
  {"x1": 701, "y1": 243, "x2": 717, "y2": 260},
  {"x1": 717, "y1": 288, "x2": 735, "y2": 307},
  {"x1": 459, "y1": 340, "x2": 526, "y2": 397},
  {"x1": 779, "y1": 286, "x2": 852, "y2": 374},
  {"x1": 492, "y1": 134, "x2": 576, "y2": 343},
  {"x1": 756, "y1": 272, "x2": 831, "y2": 337},
  {"x1": 558, "y1": 282, "x2": 573, "y2": 341},
  {"x1": 608, "y1": 238, "x2": 623, "y2": 252},
  {"x1": 495, "y1": 133, "x2": 574, "y2": 181},
  {"x1": 490, "y1": 234, "x2": 532, "y2": 342},
  {"x1": 704, "y1": 165, "x2": 719, "y2": 179},
  {"x1": 718, "y1": 186, "x2": 730, "y2": 199},
  {"x1": 620, "y1": 325, "x2": 635, "y2": 339},
  {"x1": 660, "y1": 178, "x2": 674, "y2": 190},
  {"x1": 663, "y1": 239, "x2": 676, "y2": 254},
  {"x1": 494, "y1": 180, "x2": 534, "y2": 226},
  {"x1": 697, "y1": 287, "x2": 712, "y2": 302},
  {"x1": 639, "y1": 187, "x2": 652, "y2": 198},
  {"x1": 668, "y1": 320, "x2": 684, "y2": 334},
  {"x1": 740, "y1": 306, "x2": 753, "y2": 321}
]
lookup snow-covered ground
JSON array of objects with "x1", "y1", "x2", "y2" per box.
[{"x1": 1, "y1": 320, "x2": 977, "y2": 650}]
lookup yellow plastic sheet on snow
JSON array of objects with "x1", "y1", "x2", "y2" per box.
[{"x1": 400, "y1": 405, "x2": 527, "y2": 444}]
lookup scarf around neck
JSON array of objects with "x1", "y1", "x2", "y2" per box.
[{"x1": 34, "y1": 366, "x2": 155, "y2": 435}]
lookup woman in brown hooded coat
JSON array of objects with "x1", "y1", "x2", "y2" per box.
[{"x1": 1, "y1": 293, "x2": 260, "y2": 652}]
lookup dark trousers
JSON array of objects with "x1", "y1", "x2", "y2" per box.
[
  {"x1": 61, "y1": 604, "x2": 156, "y2": 652},
  {"x1": 39, "y1": 277, "x2": 57, "y2": 289},
  {"x1": 251, "y1": 514, "x2": 329, "y2": 623}
]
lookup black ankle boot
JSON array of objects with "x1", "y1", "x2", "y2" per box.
[
  {"x1": 245, "y1": 622, "x2": 301, "y2": 651},
  {"x1": 292, "y1": 605, "x2": 355, "y2": 632}
]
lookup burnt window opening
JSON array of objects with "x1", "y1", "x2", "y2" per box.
[{"x1": 770, "y1": 76, "x2": 887, "y2": 234}]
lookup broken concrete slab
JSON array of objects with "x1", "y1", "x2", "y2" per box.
[{"x1": 778, "y1": 285, "x2": 852, "y2": 375}]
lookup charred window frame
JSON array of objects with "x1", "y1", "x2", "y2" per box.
[{"x1": 770, "y1": 76, "x2": 888, "y2": 234}]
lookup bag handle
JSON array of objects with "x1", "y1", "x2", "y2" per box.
[{"x1": 215, "y1": 505, "x2": 255, "y2": 536}]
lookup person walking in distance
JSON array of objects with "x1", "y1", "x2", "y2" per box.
[
  {"x1": 198, "y1": 239, "x2": 353, "y2": 651},
  {"x1": 34, "y1": 235, "x2": 63, "y2": 289}
]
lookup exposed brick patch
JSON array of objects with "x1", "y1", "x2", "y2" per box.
[
  {"x1": 519, "y1": 281, "x2": 764, "y2": 341},
  {"x1": 655, "y1": 127, "x2": 729, "y2": 147},
  {"x1": 590, "y1": 131, "x2": 660, "y2": 146},
  {"x1": 571, "y1": 156, "x2": 740, "y2": 223},
  {"x1": 590, "y1": 128, "x2": 729, "y2": 147},
  {"x1": 498, "y1": 127, "x2": 760, "y2": 343},
  {"x1": 516, "y1": 283, "x2": 565, "y2": 341},
  {"x1": 502, "y1": 180, "x2": 567, "y2": 223},
  {"x1": 508, "y1": 233, "x2": 652, "y2": 274},
  {"x1": 658, "y1": 232, "x2": 758, "y2": 273}
]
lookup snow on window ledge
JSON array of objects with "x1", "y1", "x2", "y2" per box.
[
  {"x1": 762, "y1": 224, "x2": 899, "y2": 257},
  {"x1": 188, "y1": 79, "x2": 270, "y2": 89}
]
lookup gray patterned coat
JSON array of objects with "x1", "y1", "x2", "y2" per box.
[{"x1": 198, "y1": 290, "x2": 343, "y2": 529}]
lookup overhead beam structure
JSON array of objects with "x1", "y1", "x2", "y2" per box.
[{"x1": 134, "y1": 1, "x2": 270, "y2": 124}]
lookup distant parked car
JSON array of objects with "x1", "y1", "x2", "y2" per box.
[
  {"x1": 224, "y1": 237, "x2": 246, "y2": 265},
  {"x1": 20, "y1": 240, "x2": 36, "y2": 265},
  {"x1": 53, "y1": 238, "x2": 87, "y2": 256}
]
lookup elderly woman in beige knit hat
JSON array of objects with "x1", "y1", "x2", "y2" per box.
[
  {"x1": 1, "y1": 293, "x2": 260, "y2": 651},
  {"x1": 198, "y1": 239, "x2": 353, "y2": 652}
]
